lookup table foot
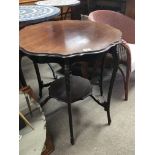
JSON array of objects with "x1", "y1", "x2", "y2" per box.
[
  {"x1": 90, "y1": 95, "x2": 112, "y2": 124},
  {"x1": 70, "y1": 138, "x2": 74, "y2": 145},
  {"x1": 107, "y1": 110, "x2": 111, "y2": 125},
  {"x1": 103, "y1": 103, "x2": 111, "y2": 125}
]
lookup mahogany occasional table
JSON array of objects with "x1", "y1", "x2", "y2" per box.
[{"x1": 20, "y1": 20, "x2": 122, "y2": 145}]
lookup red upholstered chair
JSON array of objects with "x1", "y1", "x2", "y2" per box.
[{"x1": 88, "y1": 10, "x2": 135, "y2": 100}]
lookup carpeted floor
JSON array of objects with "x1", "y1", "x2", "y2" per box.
[{"x1": 21, "y1": 57, "x2": 135, "y2": 155}]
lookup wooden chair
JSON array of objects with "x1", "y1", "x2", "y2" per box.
[
  {"x1": 88, "y1": 10, "x2": 135, "y2": 100},
  {"x1": 20, "y1": 86, "x2": 37, "y2": 116}
]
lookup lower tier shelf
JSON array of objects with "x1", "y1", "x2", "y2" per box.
[{"x1": 49, "y1": 75, "x2": 92, "y2": 103}]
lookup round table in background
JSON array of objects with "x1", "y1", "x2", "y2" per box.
[
  {"x1": 36, "y1": 0, "x2": 80, "y2": 19},
  {"x1": 19, "y1": 5, "x2": 60, "y2": 97},
  {"x1": 19, "y1": 5, "x2": 60, "y2": 27}
]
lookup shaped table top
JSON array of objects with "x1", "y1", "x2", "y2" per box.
[{"x1": 20, "y1": 20, "x2": 122, "y2": 58}]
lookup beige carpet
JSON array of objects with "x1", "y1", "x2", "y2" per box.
[{"x1": 21, "y1": 57, "x2": 135, "y2": 155}]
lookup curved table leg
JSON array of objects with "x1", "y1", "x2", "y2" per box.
[
  {"x1": 90, "y1": 46, "x2": 119, "y2": 125},
  {"x1": 99, "y1": 53, "x2": 108, "y2": 96},
  {"x1": 20, "y1": 56, "x2": 51, "y2": 99},
  {"x1": 33, "y1": 62, "x2": 43, "y2": 98},
  {"x1": 106, "y1": 46, "x2": 119, "y2": 125},
  {"x1": 48, "y1": 63, "x2": 57, "y2": 79},
  {"x1": 124, "y1": 62, "x2": 131, "y2": 101},
  {"x1": 33, "y1": 63, "x2": 52, "y2": 98}
]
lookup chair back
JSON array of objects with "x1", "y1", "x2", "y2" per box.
[{"x1": 89, "y1": 10, "x2": 135, "y2": 44}]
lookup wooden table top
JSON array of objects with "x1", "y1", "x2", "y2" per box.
[{"x1": 20, "y1": 20, "x2": 122, "y2": 58}]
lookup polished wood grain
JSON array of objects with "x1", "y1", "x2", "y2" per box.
[{"x1": 20, "y1": 20, "x2": 122, "y2": 57}]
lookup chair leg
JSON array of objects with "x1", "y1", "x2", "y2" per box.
[
  {"x1": 118, "y1": 65, "x2": 131, "y2": 101},
  {"x1": 118, "y1": 66, "x2": 126, "y2": 100},
  {"x1": 20, "y1": 86, "x2": 37, "y2": 102},
  {"x1": 124, "y1": 65, "x2": 131, "y2": 101},
  {"x1": 118, "y1": 42, "x2": 132, "y2": 101},
  {"x1": 25, "y1": 94, "x2": 33, "y2": 117},
  {"x1": 64, "y1": 7, "x2": 71, "y2": 20}
]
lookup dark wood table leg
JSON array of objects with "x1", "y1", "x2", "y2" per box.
[
  {"x1": 99, "y1": 53, "x2": 107, "y2": 96},
  {"x1": 19, "y1": 53, "x2": 27, "y2": 87},
  {"x1": 33, "y1": 63, "x2": 52, "y2": 98},
  {"x1": 90, "y1": 46, "x2": 119, "y2": 125},
  {"x1": 105, "y1": 46, "x2": 119, "y2": 125},
  {"x1": 64, "y1": 60, "x2": 74, "y2": 145},
  {"x1": 33, "y1": 62, "x2": 44, "y2": 98},
  {"x1": 19, "y1": 54, "x2": 51, "y2": 99},
  {"x1": 48, "y1": 63, "x2": 57, "y2": 79}
]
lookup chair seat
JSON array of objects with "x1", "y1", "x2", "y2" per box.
[
  {"x1": 127, "y1": 43, "x2": 135, "y2": 72},
  {"x1": 49, "y1": 75, "x2": 92, "y2": 103}
]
